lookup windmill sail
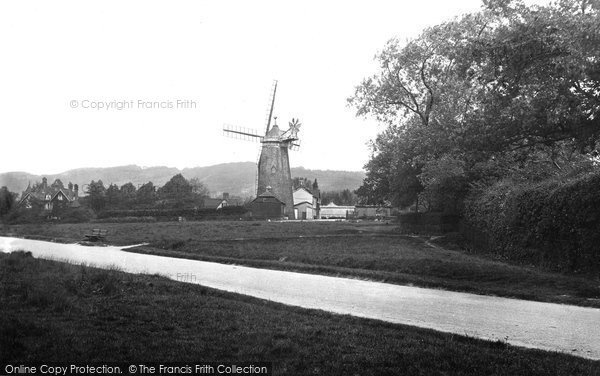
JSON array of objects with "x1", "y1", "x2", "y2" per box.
[
  {"x1": 264, "y1": 80, "x2": 278, "y2": 135},
  {"x1": 223, "y1": 124, "x2": 264, "y2": 142},
  {"x1": 222, "y1": 80, "x2": 301, "y2": 219}
]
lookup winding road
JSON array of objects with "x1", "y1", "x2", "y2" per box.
[{"x1": 1, "y1": 236, "x2": 599, "y2": 360}]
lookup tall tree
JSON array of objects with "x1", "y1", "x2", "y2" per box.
[
  {"x1": 136, "y1": 182, "x2": 156, "y2": 205},
  {"x1": 158, "y1": 174, "x2": 193, "y2": 200},
  {"x1": 120, "y1": 182, "x2": 137, "y2": 202},
  {"x1": 0, "y1": 186, "x2": 16, "y2": 218},
  {"x1": 292, "y1": 177, "x2": 313, "y2": 190},
  {"x1": 189, "y1": 177, "x2": 209, "y2": 198},
  {"x1": 350, "y1": 0, "x2": 600, "y2": 208},
  {"x1": 105, "y1": 184, "x2": 120, "y2": 207},
  {"x1": 51, "y1": 179, "x2": 65, "y2": 189},
  {"x1": 86, "y1": 180, "x2": 107, "y2": 212}
]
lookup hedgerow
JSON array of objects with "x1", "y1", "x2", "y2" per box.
[
  {"x1": 464, "y1": 171, "x2": 600, "y2": 273},
  {"x1": 96, "y1": 206, "x2": 247, "y2": 220}
]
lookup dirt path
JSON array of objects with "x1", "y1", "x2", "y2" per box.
[{"x1": 2, "y1": 236, "x2": 599, "y2": 360}]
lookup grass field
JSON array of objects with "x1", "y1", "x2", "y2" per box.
[
  {"x1": 1, "y1": 252, "x2": 598, "y2": 375},
  {"x1": 2, "y1": 221, "x2": 600, "y2": 307}
]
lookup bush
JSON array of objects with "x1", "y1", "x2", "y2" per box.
[
  {"x1": 464, "y1": 171, "x2": 600, "y2": 273},
  {"x1": 398, "y1": 212, "x2": 461, "y2": 233},
  {"x1": 96, "y1": 206, "x2": 247, "y2": 221},
  {"x1": 4, "y1": 207, "x2": 46, "y2": 224},
  {"x1": 52, "y1": 206, "x2": 94, "y2": 223},
  {"x1": 418, "y1": 156, "x2": 470, "y2": 214}
]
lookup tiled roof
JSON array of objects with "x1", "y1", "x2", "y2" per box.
[
  {"x1": 20, "y1": 184, "x2": 77, "y2": 204},
  {"x1": 203, "y1": 198, "x2": 225, "y2": 209}
]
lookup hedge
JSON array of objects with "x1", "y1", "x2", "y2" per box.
[
  {"x1": 463, "y1": 171, "x2": 600, "y2": 273},
  {"x1": 96, "y1": 206, "x2": 247, "y2": 220},
  {"x1": 397, "y1": 212, "x2": 461, "y2": 233}
]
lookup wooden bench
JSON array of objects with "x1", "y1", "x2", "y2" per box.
[{"x1": 84, "y1": 229, "x2": 108, "y2": 242}]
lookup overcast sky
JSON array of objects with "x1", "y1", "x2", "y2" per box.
[{"x1": 0, "y1": 0, "x2": 544, "y2": 175}]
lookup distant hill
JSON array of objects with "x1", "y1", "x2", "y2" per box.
[{"x1": 0, "y1": 163, "x2": 365, "y2": 198}]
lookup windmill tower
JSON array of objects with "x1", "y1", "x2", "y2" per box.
[{"x1": 223, "y1": 81, "x2": 301, "y2": 219}]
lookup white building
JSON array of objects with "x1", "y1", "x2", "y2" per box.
[
  {"x1": 319, "y1": 202, "x2": 355, "y2": 219},
  {"x1": 293, "y1": 187, "x2": 320, "y2": 220}
]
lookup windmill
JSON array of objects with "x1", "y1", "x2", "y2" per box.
[{"x1": 223, "y1": 80, "x2": 301, "y2": 219}]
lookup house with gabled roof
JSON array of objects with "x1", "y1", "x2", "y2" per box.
[
  {"x1": 293, "y1": 186, "x2": 321, "y2": 220},
  {"x1": 19, "y1": 178, "x2": 79, "y2": 211}
]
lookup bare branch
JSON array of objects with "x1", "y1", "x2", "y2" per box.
[{"x1": 420, "y1": 56, "x2": 435, "y2": 125}]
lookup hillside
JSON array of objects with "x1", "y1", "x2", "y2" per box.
[{"x1": 0, "y1": 163, "x2": 364, "y2": 198}]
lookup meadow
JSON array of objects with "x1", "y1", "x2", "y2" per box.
[
  {"x1": 3, "y1": 220, "x2": 600, "y2": 307},
  {"x1": 1, "y1": 252, "x2": 598, "y2": 375}
]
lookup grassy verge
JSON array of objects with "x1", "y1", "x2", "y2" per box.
[
  {"x1": 1, "y1": 221, "x2": 396, "y2": 244},
  {"x1": 1, "y1": 252, "x2": 598, "y2": 375},
  {"x1": 2, "y1": 221, "x2": 600, "y2": 307}
]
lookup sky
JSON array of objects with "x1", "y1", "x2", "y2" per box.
[{"x1": 1, "y1": 0, "x2": 505, "y2": 175}]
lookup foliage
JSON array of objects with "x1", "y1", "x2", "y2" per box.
[
  {"x1": 321, "y1": 189, "x2": 358, "y2": 206},
  {"x1": 189, "y1": 177, "x2": 209, "y2": 198},
  {"x1": 98, "y1": 176, "x2": 210, "y2": 211},
  {"x1": 292, "y1": 177, "x2": 314, "y2": 190},
  {"x1": 158, "y1": 174, "x2": 192, "y2": 199},
  {"x1": 397, "y1": 212, "x2": 461, "y2": 233},
  {"x1": 50, "y1": 206, "x2": 94, "y2": 223},
  {"x1": 354, "y1": 125, "x2": 423, "y2": 207},
  {"x1": 120, "y1": 182, "x2": 137, "y2": 198},
  {"x1": 50, "y1": 179, "x2": 64, "y2": 189},
  {"x1": 418, "y1": 156, "x2": 469, "y2": 214},
  {"x1": 4, "y1": 206, "x2": 45, "y2": 224},
  {"x1": 136, "y1": 181, "x2": 157, "y2": 205},
  {"x1": 105, "y1": 183, "x2": 120, "y2": 208},
  {"x1": 97, "y1": 206, "x2": 247, "y2": 221},
  {"x1": 350, "y1": 0, "x2": 600, "y2": 209},
  {"x1": 464, "y1": 170, "x2": 600, "y2": 272},
  {"x1": 85, "y1": 180, "x2": 107, "y2": 213},
  {"x1": 0, "y1": 186, "x2": 17, "y2": 218}
]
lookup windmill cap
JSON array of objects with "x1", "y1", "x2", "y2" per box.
[{"x1": 266, "y1": 124, "x2": 281, "y2": 138}]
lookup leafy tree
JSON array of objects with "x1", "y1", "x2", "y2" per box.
[
  {"x1": 350, "y1": 0, "x2": 600, "y2": 209},
  {"x1": 120, "y1": 182, "x2": 136, "y2": 196},
  {"x1": 321, "y1": 189, "x2": 358, "y2": 206},
  {"x1": 136, "y1": 182, "x2": 156, "y2": 205},
  {"x1": 292, "y1": 177, "x2": 313, "y2": 190},
  {"x1": 189, "y1": 177, "x2": 209, "y2": 198},
  {"x1": 51, "y1": 179, "x2": 64, "y2": 189},
  {"x1": 85, "y1": 180, "x2": 107, "y2": 212},
  {"x1": 354, "y1": 125, "x2": 424, "y2": 208},
  {"x1": 105, "y1": 184, "x2": 120, "y2": 207},
  {"x1": 158, "y1": 174, "x2": 193, "y2": 200},
  {"x1": 418, "y1": 156, "x2": 469, "y2": 213},
  {"x1": 0, "y1": 186, "x2": 16, "y2": 218},
  {"x1": 120, "y1": 182, "x2": 137, "y2": 205}
]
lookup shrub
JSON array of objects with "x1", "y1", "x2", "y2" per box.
[
  {"x1": 398, "y1": 212, "x2": 461, "y2": 233},
  {"x1": 464, "y1": 171, "x2": 600, "y2": 273},
  {"x1": 96, "y1": 206, "x2": 247, "y2": 220}
]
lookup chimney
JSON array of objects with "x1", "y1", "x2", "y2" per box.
[
  {"x1": 74, "y1": 184, "x2": 79, "y2": 197},
  {"x1": 223, "y1": 192, "x2": 230, "y2": 200}
]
